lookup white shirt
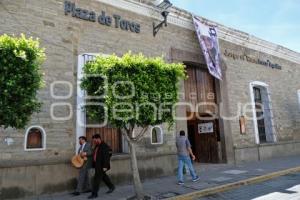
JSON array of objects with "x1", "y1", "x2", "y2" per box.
[{"x1": 78, "y1": 142, "x2": 86, "y2": 154}]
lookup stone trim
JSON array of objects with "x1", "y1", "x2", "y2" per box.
[
  {"x1": 170, "y1": 47, "x2": 205, "y2": 64},
  {"x1": 95, "y1": 0, "x2": 300, "y2": 64}
]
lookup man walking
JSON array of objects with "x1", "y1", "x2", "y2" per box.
[
  {"x1": 72, "y1": 136, "x2": 93, "y2": 196},
  {"x1": 88, "y1": 134, "x2": 115, "y2": 199},
  {"x1": 176, "y1": 130, "x2": 199, "y2": 185}
]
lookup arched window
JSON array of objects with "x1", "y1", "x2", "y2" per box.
[
  {"x1": 249, "y1": 81, "x2": 276, "y2": 144},
  {"x1": 24, "y1": 126, "x2": 46, "y2": 151},
  {"x1": 151, "y1": 126, "x2": 163, "y2": 145}
]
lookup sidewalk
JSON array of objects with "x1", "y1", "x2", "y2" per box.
[{"x1": 29, "y1": 155, "x2": 300, "y2": 200}]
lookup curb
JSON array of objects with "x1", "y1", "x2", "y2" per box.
[{"x1": 167, "y1": 166, "x2": 300, "y2": 200}]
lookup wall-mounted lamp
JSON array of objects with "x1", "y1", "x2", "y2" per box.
[{"x1": 153, "y1": 0, "x2": 172, "y2": 37}]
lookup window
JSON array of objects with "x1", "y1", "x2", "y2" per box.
[
  {"x1": 250, "y1": 81, "x2": 276, "y2": 144},
  {"x1": 151, "y1": 126, "x2": 163, "y2": 144},
  {"x1": 25, "y1": 126, "x2": 46, "y2": 151},
  {"x1": 254, "y1": 87, "x2": 262, "y2": 101},
  {"x1": 253, "y1": 87, "x2": 267, "y2": 143}
]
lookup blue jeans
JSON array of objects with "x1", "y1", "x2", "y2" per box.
[{"x1": 177, "y1": 155, "x2": 197, "y2": 182}]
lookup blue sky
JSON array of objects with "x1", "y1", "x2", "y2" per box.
[{"x1": 171, "y1": 0, "x2": 300, "y2": 53}]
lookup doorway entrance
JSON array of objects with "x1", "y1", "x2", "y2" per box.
[
  {"x1": 184, "y1": 65, "x2": 220, "y2": 163},
  {"x1": 187, "y1": 115, "x2": 219, "y2": 163},
  {"x1": 76, "y1": 54, "x2": 124, "y2": 154}
]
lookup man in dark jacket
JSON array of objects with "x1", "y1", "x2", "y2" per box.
[{"x1": 88, "y1": 134, "x2": 115, "y2": 199}]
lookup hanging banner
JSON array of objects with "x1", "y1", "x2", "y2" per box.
[{"x1": 193, "y1": 16, "x2": 222, "y2": 80}]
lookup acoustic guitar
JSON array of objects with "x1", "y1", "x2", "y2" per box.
[{"x1": 71, "y1": 152, "x2": 87, "y2": 168}]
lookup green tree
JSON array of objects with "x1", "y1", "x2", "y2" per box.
[
  {"x1": 81, "y1": 52, "x2": 185, "y2": 199},
  {"x1": 0, "y1": 34, "x2": 45, "y2": 129}
]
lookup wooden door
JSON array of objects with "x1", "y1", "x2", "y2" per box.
[
  {"x1": 185, "y1": 65, "x2": 219, "y2": 163},
  {"x1": 196, "y1": 119, "x2": 219, "y2": 163},
  {"x1": 187, "y1": 123, "x2": 196, "y2": 155},
  {"x1": 184, "y1": 66, "x2": 216, "y2": 114},
  {"x1": 86, "y1": 127, "x2": 121, "y2": 153},
  {"x1": 188, "y1": 118, "x2": 219, "y2": 163}
]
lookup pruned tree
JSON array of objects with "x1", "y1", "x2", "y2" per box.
[
  {"x1": 0, "y1": 34, "x2": 45, "y2": 129},
  {"x1": 81, "y1": 52, "x2": 185, "y2": 199}
]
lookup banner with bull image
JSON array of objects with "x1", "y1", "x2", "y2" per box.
[{"x1": 193, "y1": 16, "x2": 222, "y2": 80}]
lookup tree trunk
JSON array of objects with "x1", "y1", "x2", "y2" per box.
[{"x1": 128, "y1": 140, "x2": 144, "y2": 199}]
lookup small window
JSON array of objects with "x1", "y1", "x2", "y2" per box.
[
  {"x1": 151, "y1": 126, "x2": 163, "y2": 145},
  {"x1": 25, "y1": 126, "x2": 46, "y2": 151}
]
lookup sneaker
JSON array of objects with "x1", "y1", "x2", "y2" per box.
[
  {"x1": 192, "y1": 176, "x2": 200, "y2": 182},
  {"x1": 178, "y1": 181, "x2": 184, "y2": 185}
]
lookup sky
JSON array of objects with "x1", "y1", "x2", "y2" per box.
[{"x1": 171, "y1": 0, "x2": 300, "y2": 53}]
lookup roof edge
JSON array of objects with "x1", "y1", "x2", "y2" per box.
[{"x1": 96, "y1": 0, "x2": 300, "y2": 64}]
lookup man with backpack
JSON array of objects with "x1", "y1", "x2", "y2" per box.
[
  {"x1": 88, "y1": 134, "x2": 115, "y2": 199},
  {"x1": 176, "y1": 130, "x2": 200, "y2": 185}
]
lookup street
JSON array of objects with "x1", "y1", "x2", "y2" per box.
[
  {"x1": 199, "y1": 172, "x2": 300, "y2": 200},
  {"x1": 20, "y1": 156, "x2": 300, "y2": 200}
]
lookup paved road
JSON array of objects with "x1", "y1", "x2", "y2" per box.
[{"x1": 199, "y1": 172, "x2": 300, "y2": 200}]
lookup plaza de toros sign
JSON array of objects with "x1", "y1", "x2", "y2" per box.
[
  {"x1": 64, "y1": 1, "x2": 141, "y2": 34},
  {"x1": 224, "y1": 49, "x2": 282, "y2": 70}
]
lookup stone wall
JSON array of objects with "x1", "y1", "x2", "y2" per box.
[
  {"x1": 220, "y1": 40, "x2": 300, "y2": 161},
  {"x1": 0, "y1": 1, "x2": 189, "y2": 198},
  {"x1": 0, "y1": 0, "x2": 201, "y2": 165},
  {"x1": 0, "y1": 153, "x2": 176, "y2": 199},
  {"x1": 0, "y1": 0, "x2": 300, "y2": 198}
]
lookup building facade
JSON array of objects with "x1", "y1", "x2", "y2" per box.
[{"x1": 0, "y1": 0, "x2": 300, "y2": 199}]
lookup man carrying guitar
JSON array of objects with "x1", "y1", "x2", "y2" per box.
[{"x1": 71, "y1": 136, "x2": 93, "y2": 196}]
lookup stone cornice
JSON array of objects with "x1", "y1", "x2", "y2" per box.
[{"x1": 95, "y1": 0, "x2": 300, "y2": 64}]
